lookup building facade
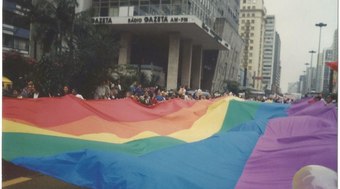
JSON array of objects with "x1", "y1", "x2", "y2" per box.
[
  {"x1": 272, "y1": 32, "x2": 281, "y2": 94},
  {"x1": 262, "y1": 15, "x2": 275, "y2": 92},
  {"x1": 287, "y1": 82, "x2": 299, "y2": 94},
  {"x1": 331, "y1": 29, "x2": 338, "y2": 93},
  {"x1": 3, "y1": 0, "x2": 31, "y2": 55},
  {"x1": 239, "y1": 0, "x2": 266, "y2": 90},
  {"x1": 90, "y1": 0, "x2": 243, "y2": 91}
]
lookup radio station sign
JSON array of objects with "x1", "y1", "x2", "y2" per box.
[
  {"x1": 92, "y1": 16, "x2": 191, "y2": 25},
  {"x1": 91, "y1": 15, "x2": 230, "y2": 50}
]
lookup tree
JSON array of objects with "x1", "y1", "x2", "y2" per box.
[
  {"x1": 24, "y1": 1, "x2": 119, "y2": 98},
  {"x1": 3, "y1": 51, "x2": 36, "y2": 89},
  {"x1": 226, "y1": 80, "x2": 240, "y2": 94},
  {"x1": 28, "y1": 0, "x2": 78, "y2": 56}
]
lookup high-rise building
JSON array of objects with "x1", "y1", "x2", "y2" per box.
[
  {"x1": 316, "y1": 48, "x2": 334, "y2": 93},
  {"x1": 332, "y1": 29, "x2": 338, "y2": 61},
  {"x1": 331, "y1": 29, "x2": 338, "y2": 93},
  {"x1": 3, "y1": 0, "x2": 31, "y2": 55},
  {"x1": 239, "y1": 0, "x2": 266, "y2": 90},
  {"x1": 90, "y1": 0, "x2": 243, "y2": 91},
  {"x1": 287, "y1": 82, "x2": 299, "y2": 94},
  {"x1": 272, "y1": 32, "x2": 281, "y2": 94},
  {"x1": 262, "y1": 15, "x2": 280, "y2": 94}
]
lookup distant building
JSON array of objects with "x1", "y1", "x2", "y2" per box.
[
  {"x1": 3, "y1": 0, "x2": 30, "y2": 55},
  {"x1": 299, "y1": 75, "x2": 307, "y2": 95},
  {"x1": 262, "y1": 15, "x2": 281, "y2": 94},
  {"x1": 288, "y1": 82, "x2": 299, "y2": 94},
  {"x1": 239, "y1": 0, "x2": 266, "y2": 90},
  {"x1": 331, "y1": 29, "x2": 338, "y2": 93},
  {"x1": 272, "y1": 32, "x2": 281, "y2": 94}
]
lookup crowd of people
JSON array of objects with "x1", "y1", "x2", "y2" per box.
[{"x1": 3, "y1": 79, "x2": 337, "y2": 107}]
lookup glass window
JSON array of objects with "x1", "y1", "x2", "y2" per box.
[
  {"x1": 131, "y1": 0, "x2": 139, "y2": 5},
  {"x1": 3, "y1": 34, "x2": 13, "y2": 48},
  {"x1": 161, "y1": 0, "x2": 171, "y2": 4},
  {"x1": 173, "y1": 0, "x2": 181, "y2": 4},
  {"x1": 109, "y1": 7, "x2": 119, "y2": 16},
  {"x1": 140, "y1": 0, "x2": 150, "y2": 5},
  {"x1": 150, "y1": 0, "x2": 160, "y2": 4},
  {"x1": 120, "y1": 0, "x2": 129, "y2": 6},
  {"x1": 100, "y1": 7, "x2": 109, "y2": 16}
]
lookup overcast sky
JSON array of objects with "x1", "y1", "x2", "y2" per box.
[{"x1": 263, "y1": 0, "x2": 338, "y2": 93}]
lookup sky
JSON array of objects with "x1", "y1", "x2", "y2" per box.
[{"x1": 264, "y1": 0, "x2": 338, "y2": 93}]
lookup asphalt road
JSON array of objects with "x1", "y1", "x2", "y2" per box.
[{"x1": 2, "y1": 160, "x2": 84, "y2": 189}]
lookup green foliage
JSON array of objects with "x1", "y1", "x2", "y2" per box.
[
  {"x1": 226, "y1": 80, "x2": 240, "y2": 94},
  {"x1": 28, "y1": 0, "x2": 78, "y2": 55},
  {"x1": 118, "y1": 74, "x2": 139, "y2": 93},
  {"x1": 3, "y1": 51, "x2": 35, "y2": 89},
  {"x1": 24, "y1": 1, "x2": 119, "y2": 98},
  {"x1": 32, "y1": 55, "x2": 64, "y2": 96}
]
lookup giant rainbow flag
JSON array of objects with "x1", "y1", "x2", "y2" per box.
[{"x1": 3, "y1": 95, "x2": 337, "y2": 188}]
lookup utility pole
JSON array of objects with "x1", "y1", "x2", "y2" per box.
[
  {"x1": 308, "y1": 50, "x2": 316, "y2": 91},
  {"x1": 315, "y1": 22, "x2": 327, "y2": 92}
]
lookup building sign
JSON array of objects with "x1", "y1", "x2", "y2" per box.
[
  {"x1": 91, "y1": 15, "x2": 230, "y2": 50},
  {"x1": 92, "y1": 16, "x2": 189, "y2": 25},
  {"x1": 128, "y1": 16, "x2": 188, "y2": 23}
]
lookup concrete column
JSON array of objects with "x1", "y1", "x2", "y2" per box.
[
  {"x1": 180, "y1": 40, "x2": 193, "y2": 88},
  {"x1": 191, "y1": 45, "x2": 203, "y2": 89},
  {"x1": 166, "y1": 33, "x2": 180, "y2": 90},
  {"x1": 118, "y1": 33, "x2": 132, "y2": 65}
]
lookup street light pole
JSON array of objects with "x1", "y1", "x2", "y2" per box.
[
  {"x1": 315, "y1": 22, "x2": 327, "y2": 92},
  {"x1": 308, "y1": 50, "x2": 316, "y2": 91}
]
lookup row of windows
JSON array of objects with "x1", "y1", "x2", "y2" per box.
[
  {"x1": 241, "y1": 19, "x2": 255, "y2": 23},
  {"x1": 3, "y1": 34, "x2": 29, "y2": 51},
  {"x1": 241, "y1": 13, "x2": 256, "y2": 17},
  {"x1": 93, "y1": 0, "x2": 223, "y2": 28},
  {"x1": 241, "y1": 26, "x2": 255, "y2": 30},
  {"x1": 242, "y1": 6, "x2": 256, "y2": 10},
  {"x1": 241, "y1": 32, "x2": 255, "y2": 37},
  {"x1": 244, "y1": 46, "x2": 254, "y2": 50},
  {"x1": 242, "y1": 0, "x2": 256, "y2": 4}
]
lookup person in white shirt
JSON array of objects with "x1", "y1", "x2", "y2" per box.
[{"x1": 72, "y1": 89, "x2": 84, "y2": 100}]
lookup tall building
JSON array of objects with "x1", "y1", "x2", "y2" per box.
[
  {"x1": 272, "y1": 32, "x2": 281, "y2": 93},
  {"x1": 239, "y1": 0, "x2": 266, "y2": 90},
  {"x1": 90, "y1": 0, "x2": 243, "y2": 91},
  {"x1": 333, "y1": 29, "x2": 338, "y2": 61},
  {"x1": 3, "y1": 0, "x2": 31, "y2": 55},
  {"x1": 298, "y1": 74, "x2": 307, "y2": 95},
  {"x1": 262, "y1": 15, "x2": 281, "y2": 94},
  {"x1": 316, "y1": 48, "x2": 334, "y2": 93},
  {"x1": 305, "y1": 66, "x2": 316, "y2": 92},
  {"x1": 287, "y1": 82, "x2": 299, "y2": 94},
  {"x1": 331, "y1": 29, "x2": 338, "y2": 93}
]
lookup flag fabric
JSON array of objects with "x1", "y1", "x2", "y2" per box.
[
  {"x1": 326, "y1": 61, "x2": 338, "y2": 72},
  {"x1": 3, "y1": 95, "x2": 337, "y2": 189}
]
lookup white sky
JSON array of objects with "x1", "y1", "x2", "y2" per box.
[{"x1": 264, "y1": 0, "x2": 338, "y2": 93}]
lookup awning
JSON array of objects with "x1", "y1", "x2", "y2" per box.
[{"x1": 3, "y1": 76, "x2": 12, "y2": 84}]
